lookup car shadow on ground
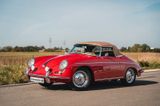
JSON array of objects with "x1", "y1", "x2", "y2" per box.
[
  {"x1": 45, "y1": 80, "x2": 158, "y2": 91},
  {"x1": 89, "y1": 80, "x2": 158, "y2": 91}
]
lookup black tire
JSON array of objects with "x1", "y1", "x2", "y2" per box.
[
  {"x1": 121, "y1": 68, "x2": 136, "y2": 86},
  {"x1": 39, "y1": 82, "x2": 52, "y2": 88},
  {"x1": 71, "y1": 69, "x2": 92, "y2": 90}
]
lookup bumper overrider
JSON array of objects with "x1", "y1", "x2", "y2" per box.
[{"x1": 137, "y1": 69, "x2": 144, "y2": 76}]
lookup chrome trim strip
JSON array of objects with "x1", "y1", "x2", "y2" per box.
[
  {"x1": 49, "y1": 76, "x2": 70, "y2": 79},
  {"x1": 29, "y1": 74, "x2": 70, "y2": 79},
  {"x1": 95, "y1": 76, "x2": 123, "y2": 81},
  {"x1": 29, "y1": 74, "x2": 44, "y2": 77},
  {"x1": 43, "y1": 55, "x2": 63, "y2": 66},
  {"x1": 76, "y1": 62, "x2": 135, "y2": 65}
]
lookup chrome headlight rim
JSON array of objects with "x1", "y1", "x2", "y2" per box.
[
  {"x1": 28, "y1": 58, "x2": 35, "y2": 67},
  {"x1": 59, "y1": 60, "x2": 68, "y2": 71}
]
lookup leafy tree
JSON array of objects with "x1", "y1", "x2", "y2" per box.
[
  {"x1": 2, "y1": 46, "x2": 13, "y2": 52},
  {"x1": 141, "y1": 44, "x2": 150, "y2": 52},
  {"x1": 120, "y1": 47, "x2": 127, "y2": 52},
  {"x1": 120, "y1": 43, "x2": 151, "y2": 52},
  {"x1": 132, "y1": 44, "x2": 141, "y2": 52}
]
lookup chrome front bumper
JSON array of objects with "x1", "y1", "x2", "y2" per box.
[
  {"x1": 25, "y1": 68, "x2": 70, "y2": 83},
  {"x1": 28, "y1": 73, "x2": 70, "y2": 80}
]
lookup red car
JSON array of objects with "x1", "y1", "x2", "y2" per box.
[{"x1": 25, "y1": 41, "x2": 143, "y2": 90}]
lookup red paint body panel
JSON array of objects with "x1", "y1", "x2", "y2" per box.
[
  {"x1": 27, "y1": 42, "x2": 143, "y2": 84},
  {"x1": 28, "y1": 54, "x2": 142, "y2": 83}
]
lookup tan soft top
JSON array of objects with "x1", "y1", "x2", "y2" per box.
[
  {"x1": 77, "y1": 41, "x2": 121, "y2": 56},
  {"x1": 78, "y1": 41, "x2": 115, "y2": 47}
]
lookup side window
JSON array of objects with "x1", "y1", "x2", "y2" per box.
[
  {"x1": 92, "y1": 46, "x2": 101, "y2": 56},
  {"x1": 102, "y1": 47, "x2": 115, "y2": 57}
]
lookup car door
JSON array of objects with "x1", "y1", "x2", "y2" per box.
[
  {"x1": 114, "y1": 55, "x2": 128, "y2": 77},
  {"x1": 92, "y1": 47, "x2": 123, "y2": 80},
  {"x1": 101, "y1": 47, "x2": 123, "y2": 79},
  {"x1": 102, "y1": 56, "x2": 121, "y2": 78}
]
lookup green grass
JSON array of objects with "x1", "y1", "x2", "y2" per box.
[
  {"x1": 0, "y1": 65, "x2": 28, "y2": 85},
  {"x1": 122, "y1": 52, "x2": 160, "y2": 69},
  {"x1": 138, "y1": 61, "x2": 160, "y2": 69}
]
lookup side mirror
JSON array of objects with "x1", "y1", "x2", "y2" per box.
[{"x1": 64, "y1": 48, "x2": 69, "y2": 54}]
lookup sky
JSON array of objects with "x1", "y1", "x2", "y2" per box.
[{"x1": 0, "y1": 0, "x2": 160, "y2": 48}]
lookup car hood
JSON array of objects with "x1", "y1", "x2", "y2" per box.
[
  {"x1": 34, "y1": 53, "x2": 95, "y2": 67},
  {"x1": 34, "y1": 55, "x2": 57, "y2": 67},
  {"x1": 30, "y1": 53, "x2": 96, "y2": 75},
  {"x1": 45, "y1": 53, "x2": 95, "y2": 67},
  {"x1": 31, "y1": 53, "x2": 95, "y2": 75}
]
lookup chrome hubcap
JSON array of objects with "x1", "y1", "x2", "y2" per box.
[
  {"x1": 73, "y1": 71, "x2": 89, "y2": 88},
  {"x1": 126, "y1": 69, "x2": 135, "y2": 83}
]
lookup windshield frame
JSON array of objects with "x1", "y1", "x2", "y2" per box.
[{"x1": 69, "y1": 44, "x2": 102, "y2": 56}]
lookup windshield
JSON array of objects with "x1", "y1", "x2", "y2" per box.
[{"x1": 70, "y1": 44, "x2": 101, "y2": 56}]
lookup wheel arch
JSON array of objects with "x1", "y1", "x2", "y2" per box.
[
  {"x1": 125, "y1": 67, "x2": 138, "y2": 76},
  {"x1": 76, "y1": 66, "x2": 95, "y2": 82}
]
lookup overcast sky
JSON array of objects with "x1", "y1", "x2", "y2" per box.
[{"x1": 0, "y1": 0, "x2": 160, "y2": 48}]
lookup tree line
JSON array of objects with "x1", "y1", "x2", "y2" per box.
[
  {"x1": 0, "y1": 46, "x2": 64, "y2": 52},
  {"x1": 120, "y1": 44, "x2": 160, "y2": 52},
  {"x1": 0, "y1": 44, "x2": 159, "y2": 52}
]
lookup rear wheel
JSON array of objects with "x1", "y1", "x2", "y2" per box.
[
  {"x1": 121, "y1": 68, "x2": 136, "y2": 85},
  {"x1": 72, "y1": 69, "x2": 92, "y2": 90}
]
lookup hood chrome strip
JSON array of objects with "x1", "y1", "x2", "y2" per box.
[{"x1": 42, "y1": 55, "x2": 63, "y2": 66}]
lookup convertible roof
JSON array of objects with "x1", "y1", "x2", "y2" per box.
[
  {"x1": 76, "y1": 41, "x2": 121, "y2": 56},
  {"x1": 77, "y1": 41, "x2": 115, "y2": 47}
]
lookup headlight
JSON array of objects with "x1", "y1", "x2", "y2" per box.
[
  {"x1": 28, "y1": 58, "x2": 35, "y2": 67},
  {"x1": 59, "y1": 60, "x2": 68, "y2": 71}
]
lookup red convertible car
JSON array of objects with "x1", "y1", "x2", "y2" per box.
[{"x1": 25, "y1": 41, "x2": 143, "y2": 90}]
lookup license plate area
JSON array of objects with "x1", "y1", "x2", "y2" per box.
[{"x1": 30, "y1": 77, "x2": 44, "y2": 83}]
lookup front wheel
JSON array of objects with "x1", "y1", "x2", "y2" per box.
[
  {"x1": 72, "y1": 70, "x2": 92, "y2": 90},
  {"x1": 121, "y1": 68, "x2": 136, "y2": 85}
]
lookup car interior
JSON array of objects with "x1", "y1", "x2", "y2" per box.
[
  {"x1": 101, "y1": 47, "x2": 115, "y2": 57},
  {"x1": 71, "y1": 44, "x2": 116, "y2": 57}
]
